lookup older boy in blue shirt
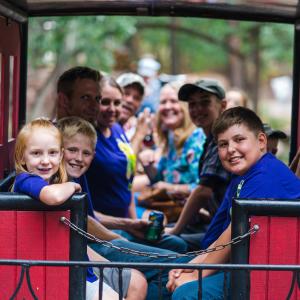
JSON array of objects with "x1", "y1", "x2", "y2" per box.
[{"x1": 167, "y1": 107, "x2": 300, "y2": 300}]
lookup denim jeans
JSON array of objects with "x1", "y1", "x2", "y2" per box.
[
  {"x1": 172, "y1": 272, "x2": 230, "y2": 300},
  {"x1": 116, "y1": 230, "x2": 188, "y2": 253},
  {"x1": 89, "y1": 239, "x2": 192, "y2": 300}
]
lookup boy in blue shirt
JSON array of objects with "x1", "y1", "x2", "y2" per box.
[
  {"x1": 167, "y1": 106, "x2": 300, "y2": 300},
  {"x1": 57, "y1": 116, "x2": 148, "y2": 300}
]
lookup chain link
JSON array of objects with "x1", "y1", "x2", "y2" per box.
[{"x1": 60, "y1": 217, "x2": 259, "y2": 259}]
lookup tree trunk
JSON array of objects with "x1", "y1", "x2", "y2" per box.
[
  {"x1": 227, "y1": 21, "x2": 246, "y2": 89},
  {"x1": 170, "y1": 18, "x2": 180, "y2": 74},
  {"x1": 247, "y1": 24, "x2": 261, "y2": 112}
]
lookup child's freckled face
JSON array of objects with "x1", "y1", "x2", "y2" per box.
[
  {"x1": 217, "y1": 124, "x2": 267, "y2": 176},
  {"x1": 63, "y1": 134, "x2": 95, "y2": 179},
  {"x1": 23, "y1": 128, "x2": 63, "y2": 182}
]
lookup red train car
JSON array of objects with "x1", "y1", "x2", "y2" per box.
[{"x1": 1, "y1": 1, "x2": 300, "y2": 299}]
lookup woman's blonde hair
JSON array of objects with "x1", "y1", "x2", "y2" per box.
[
  {"x1": 57, "y1": 116, "x2": 97, "y2": 150},
  {"x1": 14, "y1": 117, "x2": 68, "y2": 183},
  {"x1": 157, "y1": 81, "x2": 196, "y2": 154}
]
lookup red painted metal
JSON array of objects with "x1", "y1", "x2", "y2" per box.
[
  {"x1": 249, "y1": 216, "x2": 300, "y2": 300},
  {"x1": 0, "y1": 17, "x2": 21, "y2": 179},
  {"x1": 0, "y1": 211, "x2": 70, "y2": 299}
]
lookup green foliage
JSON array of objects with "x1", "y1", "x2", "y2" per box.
[
  {"x1": 28, "y1": 16, "x2": 137, "y2": 71},
  {"x1": 28, "y1": 15, "x2": 293, "y2": 77}
]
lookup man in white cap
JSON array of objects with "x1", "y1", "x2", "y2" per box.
[
  {"x1": 137, "y1": 56, "x2": 161, "y2": 113},
  {"x1": 116, "y1": 72, "x2": 145, "y2": 126},
  {"x1": 117, "y1": 72, "x2": 154, "y2": 154}
]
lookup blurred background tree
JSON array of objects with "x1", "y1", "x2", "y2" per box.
[{"x1": 28, "y1": 16, "x2": 293, "y2": 119}]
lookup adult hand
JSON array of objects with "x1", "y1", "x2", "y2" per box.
[
  {"x1": 136, "y1": 108, "x2": 155, "y2": 139},
  {"x1": 170, "y1": 190, "x2": 189, "y2": 202},
  {"x1": 166, "y1": 268, "x2": 196, "y2": 292},
  {"x1": 153, "y1": 181, "x2": 172, "y2": 191},
  {"x1": 139, "y1": 149, "x2": 156, "y2": 167},
  {"x1": 126, "y1": 219, "x2": 151, "y2": 240},
  {"x1": 164, "y1": 226, "x2": 177, "y2": 235}
]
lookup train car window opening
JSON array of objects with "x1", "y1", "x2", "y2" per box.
[{"x1": 8, "y1": 56, "x2": 14, "y2": 141}]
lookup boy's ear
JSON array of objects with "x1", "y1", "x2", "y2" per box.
[{"x1": 258, "y1": 132, "x2": 267, "y2": 151}]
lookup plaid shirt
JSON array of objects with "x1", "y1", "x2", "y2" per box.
[{"x1": 198, "y1": 134, "x2": 231, "y2": 213}]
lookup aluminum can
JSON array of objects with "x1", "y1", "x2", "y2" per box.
[{"x1": 145, "y1": 211, "x2": 164, "y2": 241}]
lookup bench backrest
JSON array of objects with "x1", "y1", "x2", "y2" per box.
[
  {"x1": 0, "y1": 192, "x2": 87, "y2": 300},
  {"x1": 0, "y1": 210, "x2": 70, "y2": 299},
  {"x1": 249, "y1": 216, "x2": 300, "y2": 300}
]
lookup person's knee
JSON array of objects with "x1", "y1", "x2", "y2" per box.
[{"x1": 126, "y1": 269, "x2": 147, "y2": 300}]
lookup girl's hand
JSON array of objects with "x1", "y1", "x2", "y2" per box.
[{"x1": 73, "y1": 182, "x2": 82, "y2": 193}]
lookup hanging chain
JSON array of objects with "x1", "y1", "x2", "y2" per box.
[{"x1": 60, "y1": 217, "x2": 259, "y2": 259}]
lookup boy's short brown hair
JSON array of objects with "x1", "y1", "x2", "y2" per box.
[{"x1": 212, "y1": 106, "x2": 264, "y2": 139}]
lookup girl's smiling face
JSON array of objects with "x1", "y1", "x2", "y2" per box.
[{"x1": 22, "y1": 128, "x2": 63, "y2": 181}]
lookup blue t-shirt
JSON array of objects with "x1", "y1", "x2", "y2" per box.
[
  {"x1": 201, "y1": 153, "x2": 300, "y2": 249},
  {"x1": 14, "y1": 173, "x2": 97, "y2": 283},
  {"x1": 14, "y1": 173, "x2": 48, "y2": 198},
  {"x1": 74, "y1": 175, "x2": 96, "y2": 219},
  {"x1": 86, "y1": 123, "x2": 136, "y2": 217}
]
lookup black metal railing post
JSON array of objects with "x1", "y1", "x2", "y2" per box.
[
  {"x1": 69, "y1": 194, "x2": 87, "y2": 300},
  {"x1": 231, "y1": 198, "x2": 250, "y2": 300}
]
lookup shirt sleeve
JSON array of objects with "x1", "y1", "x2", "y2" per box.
[
  {"x1": 14, "y1": 173, "x2": 48, "y2": 200},
  {"x1": 185, "y1": 130, "x2": 206, "y2": 191},
  {"x1": 199, "y1": 141, "x2": 230, "y2": 188}
]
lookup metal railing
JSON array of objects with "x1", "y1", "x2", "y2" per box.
[{"x1": 2, "y1": 259, "x2": 300, "y2": 300}]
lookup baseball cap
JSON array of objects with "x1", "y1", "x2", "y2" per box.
[
  {"x1": 138, "y1": 57, "x2": 161, "y2": 78},
  {"x1": 178, "y1": 79, "x2": 225, "y2": 101},
  {"x1": 263, "y1": 123, "x2": 287, "y2": 139},
  {"x1": 116, "y1": 72, "x2": 145, "y2": 95}
]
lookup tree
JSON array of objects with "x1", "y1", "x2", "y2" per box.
[
  {"x1": 28, "y1": 16, "x2": 137, "y2": 119},
  {"x1": 27, "y1": 16, "x2": 293, "y2": 118}
]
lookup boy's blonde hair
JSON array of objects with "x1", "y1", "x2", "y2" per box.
[
  {"x1": 56, "y1": 116, "x2": 97, "y2": 150},
  {"x1": 157, "y1": 81, "x2": 195, "y2": 154},
  {"x1": 14, "y1": 117, "x2": 67, "y2": 183}
]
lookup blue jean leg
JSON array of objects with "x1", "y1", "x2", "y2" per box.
[
  {"x1": 172, "y1": 272, "x2": 230, "y2": 300},
  {"x1": 116, "y1": 230, "x2": 188, "y2": 253}
]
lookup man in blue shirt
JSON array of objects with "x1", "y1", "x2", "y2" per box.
[{"x1": 56, "y1": 67, "x2": 189, "y2": 299}]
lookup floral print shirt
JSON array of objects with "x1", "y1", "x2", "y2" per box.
[{"x1": 153, "y1": 127, "x2": 206, "y2": 192}]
